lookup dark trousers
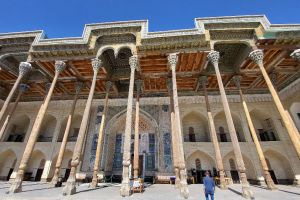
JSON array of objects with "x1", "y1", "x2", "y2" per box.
[{"x1": 205, "y1": 192, "x2": 214, "y2": 200}]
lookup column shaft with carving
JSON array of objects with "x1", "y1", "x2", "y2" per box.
[
  {"x1": 233, "y1": 76, "x2": 277, "y2": 190},
  {"x1": 63, "y1": 59, "x2": 101, "y2": 195},
  {"x1": 50, "y1": 82, "x2": 83, "y2": 187},
  {"x1": 133, "y1": 80, "x2": 141, "y2": 179},
  {"x1": 90, "y1": 81, "x2": 112, "y2": 188},
  {"x1": 167, "y1": 78, "x2": 180, "y2": 188},
  {"x1": 250, "y1": 50, "x2": 300, "y2": 159},
  {"x1": 207, "y1": 51, "x2": 253, "y2": 199},
  {"x1": 9, "y1": 61, "x2": 65, "y2": 194},
  {"x1": 200, "y1": 76, "x2": 227, "y2": 190},
  {"x1": 120, "y1": 55, "x2": 138, "y2": 197},
  {"x1": 0, "y1": 63, "x2": 31, "y2": 123},
  {"x1": 0, "y1": 84, "x2": 29, "y2": 141},
  {"x1": 168, "y1": 53, "x2": 189, "y2": 199}
]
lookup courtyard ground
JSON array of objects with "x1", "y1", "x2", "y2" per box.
[{"x1": 0, "y1": 181, "x2": 299, "y2": 200}]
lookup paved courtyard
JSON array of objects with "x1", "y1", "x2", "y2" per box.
[{"x1": 0, "y1": 181, "x2": 299, "y2": 200}]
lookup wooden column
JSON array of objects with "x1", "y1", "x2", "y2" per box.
[
  {"x1": 90, "y1": 81, "x2": 112, "y2": 188},
  {"x1": 233, "y1": 75, "x2": 277, "y2": 190},
  {"x1": 167, "y1": 78, "x2": 181, "y2": 188},
  {"x1": 63, "y1": 58, "x2": 101, "y2": 195},
  {"x1": 0, "y1": 84, "x2": 29, "y2": 141},
  {"x1": 50, "y1": 82, "x2": 83, "y2": 187},
  {"x1": 249, "y1": 50, "x2": 300, "y2": 159},
  {"x1": 0, "y1": 62, "x2": 31, "y2": 123},
  {"x1": 168, "y1": 53, "x2": 189, "y2": 199},
  {"x1": 133, "y1": 80, "x2": 141, "y2": 179},
  {"x1": 207, "y1": 51, "x2": 253, "y2": 199},
  {"x1": 269, "y1": 73, "x2": 299, "y2": 138},
  {"x1": 200, "y1": 76, "x2": 227, "y2": 190},
  {"x1": 9, "y1": 61, "x2": 65, "y2": 194},
  {"x1": 120, "y1": 55, "x2": 138, "y2": 197}
]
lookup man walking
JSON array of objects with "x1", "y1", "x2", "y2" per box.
[{"x1": 203, "y1": 171, "x2": 215, "y2": 200}]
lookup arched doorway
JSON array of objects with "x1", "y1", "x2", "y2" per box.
[
  {"x1": 26, "y1": 150, "x2": 46, "y2": 181},
  {"x1": 223, "y1": 151, "x2": 256, "y2": 183},
  {"x1": 264, "y1": 150, "x2": 294, "y2": 184},
  {"x1": 186, "y1": 150, "x2": 215, "y2": 183},
  {"x1": 0, "y1": 150, "x2": 17, "y2": 180},
  {"x1": 49, "y1": 150, "x2": 73, "y2": 182}
]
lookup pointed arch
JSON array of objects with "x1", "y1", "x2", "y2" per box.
[
  {"x1": 0, "y1": 149, "x2": 17, "y2": 180},
  {"x1": 182, "y1": 111, "x2": 209, "y2": 142},
  {"x1": 264, "y1": 149, "x2": 294, "y2": 184}
]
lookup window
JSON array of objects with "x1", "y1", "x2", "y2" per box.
[
  {"x1": 113, "y1": 134, "x2": 123, "y2": 169},
  {"x1": 163, "y1": 133, "x2": 172, "y2": 171},
  {"x1": 195, "y1": 159, "x2": 201, "y2": 170},
  {"x1": 73, "y1": 128, "x2": 79, "y2": 137},
  {"x1": 147, "y1": 133, "x2": 156, "y2": 170},
  {"x1": 297, "y1": 113, "x2": 300, "y2": 120},
  {"x1": 219, "y1": 126, "x2": 227, "y2": 142},
  {"x1": 189, "y1": 127, "x2": 196, "y2": 142}
]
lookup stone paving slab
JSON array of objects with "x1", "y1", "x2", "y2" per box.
[{"x1": 0, "y1": 181, "x2": 299, "y2": 200}]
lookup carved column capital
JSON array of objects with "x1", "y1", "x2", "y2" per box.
[
  {"x1": 91, "y1": 58, "x2": 102, "y2": 73},
  {"x1": 199, "y1": 76, "x2": 208, "y2": 87},
  {"x1": 75, "y1": 82, "x2": 84, "y2": 94},
  {"x1": 19, "y1": 62, "x2": 32, "y2": 77},
  {"x1": 129, "y1": 55, "x2": 139, "y2": 71},
  {"x1": 167, "y1": 53, "x2": 178, "y2": 71},
  {"x1": 249, "y1": 49, "x2": 264, "y2": 65},
  {"x1": 291, "y1": 49, "x2": 300, "y2": 62},
  {"x1": 232, "y1": 75, "x2": 242, "y2": 89},
  {"x1": 105, "y1": 81, "x2": 113, "y2": 93},
  {"x1": 19, "y1": 84, "x2": 30, "y2": 93},
  {"x1": 54, "y1": 60, "x2": 66, "y2": 74},
  {"x1": 207, "y1": 51, "x2": 220, "y2": 66}
]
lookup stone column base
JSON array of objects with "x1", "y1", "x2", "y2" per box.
[
  {"x1": 293, "y1": 175, "x2": 300, "y2": 186},
  {"x1": 257, "y1": 176, "x2": 266, "y2": 186},
  {"x1": 120, "y1": 182, "x2": 131, "y2": 197}
]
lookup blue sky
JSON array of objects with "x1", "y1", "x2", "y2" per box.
[{"x1": 1, "y1": 0, "x2": 300, "y2": 38}]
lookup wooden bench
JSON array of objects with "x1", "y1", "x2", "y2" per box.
[{"x1": 155, "y1": 175, "x2": 172, "y2": 184}]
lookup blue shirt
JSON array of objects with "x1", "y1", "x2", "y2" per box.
[{"x1": 203, "y1": 176, "x2": 215, "y2": 194}]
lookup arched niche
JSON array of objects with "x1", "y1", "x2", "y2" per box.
[
  {"x1": 182, "y1": 112, "x2": 209, "y2": 142},
  {"x1": 49, "y1": 150, "x2": 73, "y2": 181},
  {"x1": 186, "y1": 150, "x2": 215, "y2": 171},
  {"x1": 250, "y1": 109, "x2": 279, "y2": 141},
  {"x1": 57, "y1": 114, "x2": 83, "y2": 142},
  {"x1": 0, "y1": 150, "x2": 17, "y2": 180},
  {"x1": 214, "y1": 111, "x2": 246, "y2": 142},
  {"x1": 5, "y1": 114, "x2": 30, "y2": 142},
  {"x1": 222, "y1": 151, "x2": 257, "y2": 181},
  {"x1": 264, "y1": 150, "x2": 294, "y2": 184},
  {"x1": 37, "y1": 114, "x2": 57, "y2": 142},
  {"x1": 103, "y1": 109, "x2": 158, "y2": 174}
]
